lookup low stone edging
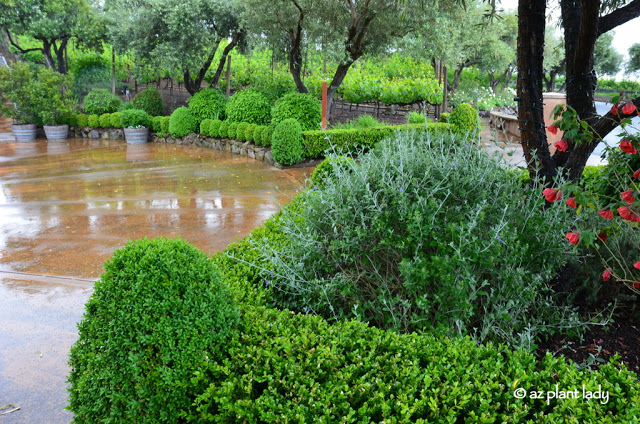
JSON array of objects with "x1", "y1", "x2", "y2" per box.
[{"x1": 70, "y1": 126, "x2": 124, "y2": 140}]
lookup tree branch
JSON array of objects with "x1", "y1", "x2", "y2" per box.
[
  {"x1": 5, "y1": 30, "x2": 42, "y2": 54},
  {"x1": 598, "y1": 0, "x2": 640, "y2": 36}
]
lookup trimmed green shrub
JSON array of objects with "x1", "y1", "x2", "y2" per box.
[
  {"x1": 449, "y1": 103, "x2": 480, "y2": 136},
  {"x1": 225, "y1": 90, "x2": 271, "y2": 125},
  {"x1": 76, "y1": 113, "x2": 88, "y2": 127},
  {"x1": 235, "y1": 122, "x2": 249, "y2": 142},
  {"x1": 187, "y1": 88, "x2": 227, "y2": 124},
  {"x1": 151, "y1": 116, "x2": 164, "y2": 134},
  {"x1": 120, "y1": 108, "x2": 151, "y2": 128},
  {"x1": 252, "y1": 126, "x2": 264, "y2": 145},
  {"x1": 333, "y1": 114, "x2": 383, "y2": 130},
  {"x1": 227, "y1": 122, "x2": 239, "y2": 140},
  {"x1": 208, "y1": 119, "x2": 222, "y2": 138},
  {"x1": 83, "y1": 88, "x2": 121, "y2": 115},
  {"x1": 309, "y1": 155, "x2": 356, "y2": 188},
  {"x1": 271, "y1": 92, "x2": 321, "y2": 131},
  {"x1": 68, "y1": 237, "x2": 240, "y2": 423},
  {"x1": 87, "y1": 114, "x2": 99, "y2": 128},
  {"x1": 161, "y1": 116, "x2": 171, "y2": 135},
  {"x1": 218, "y1": 120, "x2": 230, "y2": 138},
  {"x1": 261, "y1": 132, "x2": 583, "y2": 348},
  {"x1": 118, "y1": 101, "x2": 134, "y2": 112},
  {"x1": 407, "y1": 111, "x2": 427, "y2": 124},
  {"x1": 132, "y1": 86, "x2": 164, "y2": 117},
  {"x1": 110, "y1": 112, "x2": 122, "y2": 129},
  {"x1": 98, "y1": 113, "x2": 112, "y2": 128},
  {"x1": 261, "y1": 124, "x2": 274, "y2": 146},
  {"x1": 245, "y1": 124, "x2": 256, "y2": 142},
  {"x1": 271, "y1": 118, "x2": 304, "y2": 165},
  {"x1": 439, "y1": 112, "x2": 451, "y2": 123},
  {"x1": 188, "y1": 305, "x2": 640, "y2": 423},
  {"x1": 168, "y1": 106, "x2": 197, "y2": 137},
  {"x1": 57, "y1": 112, "x2": 76, "y2": 127},
  {"x1": 200, "y1": 118, "x2": 213, "y2": 136}
]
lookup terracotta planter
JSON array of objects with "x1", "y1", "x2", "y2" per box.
[
  {"x1": 11, "y1": 123, "x2": 37, "y2": 142},
  {"x1": 44, "y1": 124, "x2": 69, "y2": 142},
  {"x1": 124, "y1": 127, "x2": 149, "y2": 144}
]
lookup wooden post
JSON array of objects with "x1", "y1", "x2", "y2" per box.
[
  {"x1": 442, "y1": 65, "x2": 448, "y2": 114},
  {"x1": 226, "y1": 55, "x2": 231, "y2": 97},
  {"x1": 111, "y1": 47, "x2": 116, "y2": 95},
  {"x1": 322, "y1": 81, "x2": 327, "y2": 129}
]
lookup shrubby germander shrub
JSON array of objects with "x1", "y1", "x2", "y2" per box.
[
  {"x1": 252, "y1": 125, "x2": 264, "y2": 145},
  {"x1": 218, "y1": 120, "x2": 230, "y2": 138},
  {"x1": 271, "y1": 92, "x2": 321, "y2": 131},
  {"x1": 87, "y1": 114, "x2": 99, "y2": 128},
  {"x1": 68, "y1": 237, "x2": 240, "y2": 423},
  {"x1": 120, "y1": 108, "x2": 151, "y2": 128},
  {"x1": 83, "y1": 88, "x2": 122, "y2": 115},
  {"x1": 225, "y1": 90, "x2": 271, "y2": 125},
  {"x1": 151, "y1": 115, "x2": 164, "y2": 134},
  {"x1": 449, "y1": 103, "x2": 480, "y2": 137},
  {"x1": 227, "y1": 122, "x2": 239, "y2": 139},
  {"x1": 208, "y1": 119, "x2": 222, "y2": 138},
  {"x1": 132, "y1": 86, "x2": 164, "y2": 116},
  {"x1": 235, "y1": 122, "x2": 249, "y2": 141},
  {"x1": 200, "y1": 118, "x2": 213, "y2": 135},
  {"x1": 76, "y1": 113, "x2": 88, "y2": 127},
  {"x1": 261, "y1": 124, "x2": 274, "y2": 146},
  {"x1": 161, "y1": 116, "x2": 171, "y2": 135},
  {"x1": 188, "y1": 88, "x2": 227, "y2": 123},
  {"x1": 169, "y1": 106, "x2": 197, "y2": 137},
  {"x1": 271, "y1": 118, "x2": 304, "y2": 165},
  {"x1": 110, "y1": 112, "x2": 122, "y2": 129},
  {"x1": 260, "y1": 132, "x2": 582, "y2": 348},
  {"x1": 98, "y1": 113, "x2": 111, "y2": 128},
  {"x1": 245, "y1": 124, "x2": 256, "y2": 142}
]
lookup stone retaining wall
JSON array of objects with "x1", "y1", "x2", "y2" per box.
[{"x1": 70, "y1": 126, "x2": 125, "y2": 140}]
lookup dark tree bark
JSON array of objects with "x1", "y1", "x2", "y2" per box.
[
  {"x1": 287, "y1": 0, "x2": 308, "y2": 93},
  {"x1": 517, "y1": 0, "x2": 555, "y2": 183},
  {"x1": 184, "y1": 39, "x2": 222, "y2": 95},
  {"x1": 6, "y1": 30, "x2": 68, "y2": 73},
  {"x1": 211, "y1": 30, "x2": 242, "y2": 89}
]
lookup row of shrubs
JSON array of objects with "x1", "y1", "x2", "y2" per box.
[
  {"x1": 82, "y1": 86, "x2": 164, "y2": 117},
  {"x1": 68, "y1": 132, "x2": 640, "y2": 422}
]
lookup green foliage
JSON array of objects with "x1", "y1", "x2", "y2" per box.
[
  {"x1": 200, "y1": 118, "x2": 213, "y2": 135},
  {"x1": 596, "y1": 78, "x2": 640, "y2": 93},
  {"x1": 118, "y1": 101, "x2": 135, "y2": 112},
  {"x1": 68, "y1": 237, "x2": 240, "y2": 423},
  {"x1": 208, "y1": 119, "x2": 222, "y2": 138},
  {"x1": 98, "y1": 113, "x2": 112, "y2": 128},
  {"x1": 218, "y1": 120, "x2": 230, "y2": 138},
  {"x1": 309, "y1": 155, "x2": 356, "y2": 188},
  {"x1": 151, "y1": 115, "x2": 164, "y2": 134},
  {"x1": 187, "y1": 88, "x2": 227, "y2": 123},
  {"x1": 235, "y1": 122, "x2": 249, "y2": 141},
  {"x1": 76, "y1": 113, "x2": 88, "y2": 127},
  {"x1": 188, "y1": 304, "x2": 639, "y2": 423},
  {"x1": 252, "y1": 126, "x2": 264, "y2": 145},
  {"x1": 169, "y1": 106, "x2": 197, "y2": 137},
  {"x1": 261, "y1": 133, "x2": 582, "y2": 348},
  {"x1": 161, "y1": 116, "x2": 171, "y2": 135},
  {"x1": 110, "y1": 112, "x2": 122, "y2": 129},
  {"x1": 132, "y1": 86, "x2": 165, "y2": 117},
  {"x1": 83, "y1": 88, "x2": 122, "y2": 115},
  {"x1": 225, "y1": 90, "x2": 271, "y2": 125},
  {"x1": 244, "y1": 124, "x2": 256, "y2": 142},
  {"x1": 120, "y1": 108, "x2": 151, "y2": 129},
  {"x1": 227, "y1": 122, "x2": 239, "y2": 139},
  {"x1": 407, "y1": 111, "x2": 427, "y2": 125},
  {"x1": 87, "y1": 114, "x2": 99, "y2": 128},
  {"x1": 59, "y1": 112, "x2": 77, "y2": 127},
  {"x1": 271, "y1": 118, "x2": 304, "y2": 166},
  {"x1": 449, "y1": 103, "x2": 480, "y2": 136},
  {"x1": 594, "y1": 32, "x2": 624, "y2": 77},
  {"x1": 261, "y1": 125, "x2": 274, "y2": 146},
  {"x1": 440, "y1": 112, "x2": 451, "y2": 123},
  {"x1": 332, "y1": 114, "x2": 382, "y2": 130},
  {"x1": 247, "y1": 70, "x2": 297, "y2": 103},
  {"x1": 628, "y1": 43, "x2": 640, "y2": 74},
  {"x1": 271, "y1": 92, "x2": 321, "y2": 131}
]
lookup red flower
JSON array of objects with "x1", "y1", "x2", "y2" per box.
[
  {"x1": 635, "y1": 261, "x2": 640, "y2": 270},
  {"x1": 542, "y1": 188, "x2": 563, "y2": 202},
  {"x1": 566, "y1": 232, "x2": 580, "y2": 245},
  {"x1": 547, "y1": 125, "x2": 559, "y2": 135},
  {"x1": 634, "y1": 282, "x2": 640, "y2": 288},
  {"x1": 566, "y1": 197, "x2": 577, "y2": 208},
  {"x1": 620, "y1": 139, "x2": 638, "y2": 154},
  {"x1": 634, "y1": 170, "x2": 640, "y2": 179},
  {"x1": 621, "y1": 190, "x2": 636, "y2": 204},
  {"x1": 599, "y1": 209, "x2": 613, "y2": 219},
  {"x1": 554, "y1": 140, "x2": 569, "y2": 152},
  {"x1": 622, "y1": 103, "x2": 637, "y2": 115},
  {"x1": 611, "y1": 103, "x2": 619, "y2": 115},
  {"x1": 597, "y1": 231, "x2": 607, "y2": 242},
  {"x1": 618, "y1": 206, "x2": 640, "y2": 222},
  {"x1": 602, "y1": 269, "x2": 612, "y2": 281}
]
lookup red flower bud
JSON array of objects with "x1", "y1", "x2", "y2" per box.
[
  {"x1": 566, "y1": 232, "x2": 580, "y2": 245},
  {"x1": 566, "y1": 197, "x2": 577, "y2": 208},
  {"x1": 554, "y1": 140, "x2": 569, "y2": 152},
  {"x1": 621, "y1": 190, "x2": 636, "y2": 204},
  {"x1": 611, "y1": 104, "x2": 619, "y2": 115},
  {"x1": 602, "y1": 269, "x2": 612, "y2": 281},
  {"x1": 620, "y1": 139, "x2": 638, "y2": 155},
  {"x1": 618, "y1": 206, "x2": 640, "y2": 222},
  {"x1": 635, "y1": 261, "x2": 640, "y2": 270},
  {"x1": 597, "y1": 231, "x2": 607, "y2": 242},
  {"x1": 622, "y1": 103, "x2": 637, "y2": 115},
  {"x1": 634, "y1": 170, "x2": 640, "y2": 179},
  {"x1": 542, "y1": 188, "x2": 563, "y2": 202},
  {"x1": 634, "y1": 282, "x2": 640, "y2": 289},
  {"x1": 547, "y1": 125, "x2": 559, "y2": 135},
  {"x1": 599, "y1": 209, "x2": 613, "y2": 219}
]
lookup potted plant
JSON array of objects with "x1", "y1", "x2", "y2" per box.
[
  {"x1": 38, "y1": 67, "x2": 75, "y2": 142},
  {"x1": 0, "y1": 61, "x2": 39, "y2": 141},
  {"x1": 120, "y1": 109, "x2": 151, "y2": 144}
]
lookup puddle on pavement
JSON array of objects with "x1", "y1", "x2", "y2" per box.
[{"x1": 0, "y1": 137, "x2": 313, "y2": 423}]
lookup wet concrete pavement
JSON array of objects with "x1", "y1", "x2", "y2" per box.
[{"x1": 0, "y1": 138, "x2": 313, "y2": 423}]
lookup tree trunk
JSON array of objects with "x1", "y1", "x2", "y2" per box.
[
  {"x1": 183, "y1": 39, "x2": 221, "y2": 95},
  {"x1": 326, "y1": 60, "x2": 355, "y2": 118},
  {"x1": 517, "y1": 0, "x2": 555, "y2": 184},
  {"x1": 211, "y1": 31, "x2": 242, "y2": 88}
]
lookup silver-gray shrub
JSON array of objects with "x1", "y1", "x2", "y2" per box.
[{"x1": 260, "y1": 131, "x2": 583, "y2": 349}]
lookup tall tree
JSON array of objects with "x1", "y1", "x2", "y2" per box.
[
  {"x1": 627, "y1": 43, "x2": 640, "y2": 73},
  {"x1": 593, "y1": 31, "x2": 623, "y2": 76}
]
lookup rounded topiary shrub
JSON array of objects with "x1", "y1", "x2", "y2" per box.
[
  {"x1": 261, "y1": 124, "x2": 274, "y2": 146},
  {"x1": 161, "y1": 116, "x2": 171, "y2": 135},
  {"x1": 187, "y1": 88, "x2": 227, "y2": 123},
  {"x1": 98, "y1": 113, "x2": 112, "y2": 128},
  {"x1": 235, "y1": 122, "x2": 249, "y2": 142},
  {"x1": 200, "y1": 118, "x2": 213, "y2": 135},
  {"x1": 120, "y1": 108, "x2": 151, "y2": 128},
  {"x1": 151, "y1": 115, "x2": 164, "y2": 134},
  {"x1": 110, "y1": 112, "x2": 122, "y2": 129},
  {"x1": 225, "y1": 90, "x2": 271, "y2": 125},
  {"x1": 252, "y1": 125, "x2": 264, "y2": 145},
  {"x1": 208, "y1": 119, "x2": 222, "y2": 138},
  {"x1": 83, "y1": 88, "x2": 122, "y2": 115},
  {"x1": 449, "y1": 103, "x2": 480, "y2": 136},
  {"x1": 218, "y1": 120, "x2": 230, "y2": 138},
  {"x1": 118, "y1": 101, "x2": 135, "y2": 112},
  {"x1": 76, "y1": 113, "x2": 88, "y2": 127},
  {"x1": 68, "y1": 237, "x2": 240, "y2": 423},
  {"x1": 271, "y1": 118, "x2": 304, "y2": 165},
  {"x1": 169, "y1": 106, "x2": 197, "y2": 137},
  {"x1": 245, "y1": 124, "x2": 257, "y2": 142},
  {"x1": 227, "y1": 122, "x2": 239, "y2": 140},
  {"x1": 87, "y1": 114, "x2": 99, "y2": 128},
  {"x1": 439, "y1": 112, "x2": 450, "y2": 123},
  {"x1": 309, "y1": 155, "x2": 356, "y2": 188},
  {"x1": 132, "y1": 86, "x2": 164, "y2": 117},
  {"x1": 271, "y1": 92, "x2": 321, "y2": 131}
]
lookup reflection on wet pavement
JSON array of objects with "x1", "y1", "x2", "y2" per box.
[{"x1": 0, "y1": 138, "x2": 312, "y2": 423}]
